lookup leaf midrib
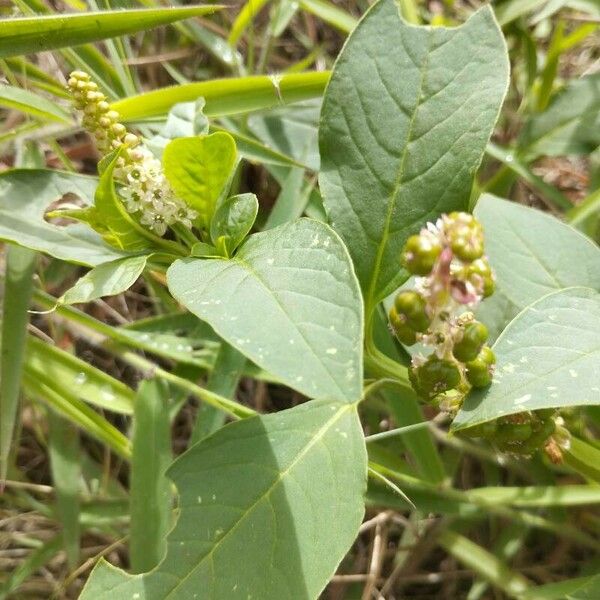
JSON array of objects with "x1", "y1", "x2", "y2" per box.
[
  {"x1": 163, "y1": 403, "x2": 354, "y2": 598},
  {"x1": 365, "y1": 28, "x2": 433, "y2": 313}
]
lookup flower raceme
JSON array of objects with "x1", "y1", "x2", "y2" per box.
[
  {"x1": 67, "y1": 71, "x2": 197, "y2": 237},
  {"x1": 390, "y1": 212, "x2": 567, "y2": 460}
]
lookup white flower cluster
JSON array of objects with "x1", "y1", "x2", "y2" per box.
[
  {"x1": 115, "y1": 149, "x2": 198, "y2": 236},
  {"x1": 68, "y1": 70, "x2": 198, "y2": 238}
]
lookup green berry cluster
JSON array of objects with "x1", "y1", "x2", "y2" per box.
[
  {"x1": 461, "y1": 409, "x2": 569, "y2": 462},
  {"x1": 389, "y1": 212, "x2": 497, "y2": 412},
  {"x1": 67, "y1": 71, "x2": 139, "y2": 157}
]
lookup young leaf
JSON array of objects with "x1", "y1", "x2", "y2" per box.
[
  {"x1": 80, "y1": 400, "x2": 367, "y2": 600},
  {"x1": 453, "y1": 287, "x2": 600, "y2": 430},
  {"x1": 59, "y1": 255, "x2": 149, "y2": 305},
  {"x1": 475, "y1": 195, "x2": 600, "y2": 340},
  {"x1": 319, "y1": 0, "x2": 509, "y2": 308},
  {"x1": 519, "y1": 71, "x2": 600, "y2": 158},
  {"x1": 148, "y1": 98, "x2": 209, "y2": 157},
  {"x1": 167, "y1": 219, "x2": 364, "y2": 402},
  {"x1": 162, "y1": 133, "x2": 237, "y2": 228},
  {"x1": 0, "y1": 6, "x2": 223, "y2": 58},
  {"x1": 210, "y1": 193, "x2": 258, "y2": 256},
  {"x1": 130, "y1": 379, "x2": 173, "y2": 573},
  {"x1": 0, "y1": 169, "x2": 124, "y2": 266}
]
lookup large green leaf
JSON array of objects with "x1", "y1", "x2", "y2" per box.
[
  {"x1": 80, "y1": 399, "x2": 367, "y2": 599},
  {"x1": 0, "y1": 169, "x2": 124, "y2": 266},
  {"x1": 475, "y1": 195, "x2": 600, "y2": 341},
  {"x1": 319, "y1": 0, "x2": 509, "y2": 308},
  {"x1": 162, "y1": 133, "x2": 237, "y2": 228},
  {"x1": 519, "y1": 71, "x2": 600, "y2": 158},
  {"x1": 111, "y1": 71, "x2": 330, "y2": 120},
  {"x1": 167, "y1": 219, "x2": 363, "y2": 402},
  {"x1": 453, "y1": 287, "x2": 600, "y2": 430},
  {"x1": 0, "y1": 6, "x2": 222, "y2": 58},
  {"x1": 60, "y1": 255, "x2": 149, "y2": 305}
]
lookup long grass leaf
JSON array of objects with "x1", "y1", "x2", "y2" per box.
[
  {"x1": 130, "y1": 378, "x2": 172, "y2": 573},
  {"x1": 48, "y1": 411, "x2": 81, "y2": 568},
  {"x1": 112, "y1": 71, "x2": 330, "y2": 120},
  {"x1": 0, "y1": 245, "x2": 36, "y2": 481},
  {"x1": 0, "y1": 6, "x2": 224, "y2": 58}
]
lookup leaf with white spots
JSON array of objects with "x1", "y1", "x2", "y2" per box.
[
  {"x1": 167, "y1": 219, "x2": 363, "y2": 402},
  {"x1": 80, "y1": 399, "x2": 367, "y2": 600},
  {"x1": 475, "y1": 195, "x2": 600, "y2": 341},
  {"x1": 453, "y1": 287, "x2": 600, "y2": 430}
]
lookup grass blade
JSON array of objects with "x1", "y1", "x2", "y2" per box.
[
  {"x1": 130, "y1": 378, "x2": 172, "y2": 573},
  {"x1": 48, "y1": 411, "x2": 81, "y2": 568},
  {"x1": 189, "y1": 343, "x2": 246, "y2": 445},
  {"x1": 439, "y1": 529, "x2": 530, "y2": 598},
  {"x1": 0, "y1": 6, "x2": 224, "y2": 59},
  {"x1": 112, "y1": 71, "x2": 330, "y2": 120},
  {"x1": 0, "y1": 245, "x2": 36, "y2": 481}
]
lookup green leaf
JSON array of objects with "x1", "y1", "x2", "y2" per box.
[
  {"x1": 454, "y1": 287, "x2": 600, "y2": 430},
  {"x1": 520, "y1": 575, "x2": 600, "y2": 600},
  {"x1": 80, "y1": 400, "x2": 367, "y2": 599},
  {"x1": 162, "y1": 133, "x2": 237, "y2": 228},
  {"x1": 494, "y1": 0, "x2": 549, "y2": 25},
  {"x1": 0, "y1": 85, "x2": 71, "y2": 123},
  {"x1": 130, "y1": 379, "x2": 173, "y2": 573},
  {"x1": 148, "y1": 98, "x2": 209, "y2": 157},
  {"x1": 475, "y1": 195, "x2": 600, "y2": 341},
  {"x1": 564, "y1": 437, "x2": 600, "y2": 483},
  {"x1": 48, "y1": 412, "x2": 81, "y2": 568},
  {"x1": 0, "y1": 245, "x2": 35, "y2": 481},
  {"x1": 318, "y1": 0, "x2": 509, "y2": 308},
  {"x1": 111, "y1": 71, "x2": 330, "y2": 121},
  {"x1": 210, "y1": 193, "x2": 258, "y2": 256},
  {"x1": 438, "y1": 529, "x2": 530, "y2": 598},
  {"x1": 519, "y1": 71, "x2": 600, "y2": 158},
  {"x1": 23, "y1": 371, "x2": 131, "y2": 459},
  {"x1": 0, "y1": 6, "x2": 223, "y2": 58},
  {"x1": 167, "y1": 219, "x2": 364, "y2": 402},
  {"x1": 247, "y1": 99, "x2": 321, "y2": 172},
  {"x1": 25, "y1": 335, "x2": 135, "y2": 415},
  {"x1": 0, "y1": 169, "x2": 124, "y2": 266},
  {"x1": 59, "y1": 255, "x2": 149, "y2": 305},
  {"x1": 92, "y1": 151, "x2": 155, "y2": 252},
  {"x1": 299, "y1": 0, "x2": 357, "y2": 33}
]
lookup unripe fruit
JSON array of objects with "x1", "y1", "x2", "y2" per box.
[
  {"x1": 389, "y1": 307, "x2": 417, "y2": 346},
  {"x1": 468, "y1": 258, "x2": 495, "y2": 297},
  {"x1": 446, "y1": 212, "x2": 485, "y2": 261},
  {"x1": 453, "y1": 321, "x2": 488, "y2": 362},
  {"x1": 465, "y1": 346, "x2": 495, "y2": 388},
  {"x1": 410, "y1": 356, "x2": 461, "y2": 400},
  {"x1": 401, "y1": 234, "x2": 442, "y2": 276},
  {"x1": 394, "y1": 290, "x2": 430, "y2": 332}
]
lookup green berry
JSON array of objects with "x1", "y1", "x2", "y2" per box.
[
  {"x1": 453, "y1": 321, "x2": 489, "y2": 362},
  {"x1": 389, "y1": 307, "x2": 417, "y2": 346},
  {"x1": 461, "y1": 420, "x2": 497, "y2": 439},
  {"x1": 401, "y1": 234, "x2": 442, "y2": 276},
  {"x1": 394, "y1": 291, "x2": 430, "y2": 332},
  {"x1": 465, "y1": 346, "x2": 495, "y2": 388},
  {"x1": 468, "y1": 258, "x2": 495, "y2": 297},
  {"x1": 410, "y1": 357, "x2": 461, "y2": 400},
  {"x1": 446, "y1": 212, "x2": 485, "y2": 261}
]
